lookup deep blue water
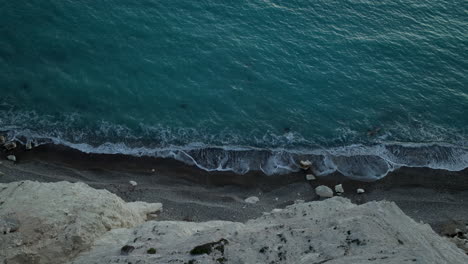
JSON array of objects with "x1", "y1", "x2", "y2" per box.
[{"x1": 1, "y1": 0, "x2": 467, "y2": 179}]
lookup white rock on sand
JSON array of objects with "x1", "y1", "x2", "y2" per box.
[
  {"x1": 244, "y1": 196, "x2": 260, "y2": 204},
  {"x1": 299, "y1": 160, "x2": 312, "y2": 170},
  {"x1": 129, "y1": 180, "x2": 138, "y2": 186},
  {"x1": 6, "y1": 155, "x2": 16, "y2": 162},
  {"x1": 357, "y1": 188, "x2": 366, "y2": 194},
  {"x1": 305, "y1": 174, "x2": 316, "y2": 180},
  {"x1": 25, "y1": 141, "x2": 33, "y2": 150},
  {"x1": 0, "y1": 181, "x2": 162, "y2": 264},
  {"x1": 315, "y1": 185, "x2": 334, "y2": 198},
  {"x1": 71, "y1": 197, "x2": 468, "y2": 264},
  {"x1": 335, "y1": 184, "x2": 344, "y2": 194}
]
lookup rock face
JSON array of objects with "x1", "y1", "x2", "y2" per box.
[
  {"x1": 244, "y1": 196, "x2": 260, "y2": 204},
  {"x1": 315, "y1": 185, "x2": 334, "y2": 198},
  {"x1": 0, "y1": 181, "x2": 162, "y2": 264},
  {"x1": 70, "y1": 197, "x2": 468, "y2": 264}
]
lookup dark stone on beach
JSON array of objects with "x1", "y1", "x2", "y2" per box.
[
  {"x1": 147, "y1": 248, "x2": 157, "y2": 254},
  {"x1": 3, "y1": 141, "x2": 17, "y2": 150},
  {"x1": 190, "y1": 238, "x2": 228, "y2": 255},
  {"x1": 120, "y1": 245, "x2": 135, "y2": 255}
]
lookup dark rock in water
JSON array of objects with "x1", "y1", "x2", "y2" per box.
[
  {"x1": 3, "y1": 141, "x2": 16, "y2": 150},
  {"x1": 190, "y1": 239, "x2": 228, "y2": 255},
  {"x1": 367, "y1": 127, "x2": 381, "y2": 137},
  {"x1": 147, "y1": 248, "x2": 157, "y2": 254},
  {"x1": 283, "y1": 127, "x2": 291, "y2": 133},
  {"x1": 179, "y1": 103, "x2": 189, "y2": 109},
  {"x1": 20, "y1": 82, "x2": 30, "y2": 91},
  {"x1": 120, "y1": 245, "x2": 135, "y2": 255}
]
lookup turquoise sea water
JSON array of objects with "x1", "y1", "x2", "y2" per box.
[{"x1": 1, "y1": 1, "x2": 467, "y2": 179}]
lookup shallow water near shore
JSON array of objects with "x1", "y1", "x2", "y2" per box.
[{"x1": 1, "y1": 1, "x2": 467, "y2": 179}]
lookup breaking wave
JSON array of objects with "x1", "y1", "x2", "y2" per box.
[{"x1": 5, "y1": 129, "x2": 468, "y2": 181}]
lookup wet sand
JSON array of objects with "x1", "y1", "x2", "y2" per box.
[{"x1": 1, "y1": 143, "x2": 467, "y2": 235}]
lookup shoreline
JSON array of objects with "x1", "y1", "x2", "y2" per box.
[{"x1": 1, "y1": 142, "x2": 468, "y2": 235}]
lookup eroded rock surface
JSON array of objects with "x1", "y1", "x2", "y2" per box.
[
  {"x1": 71, "y1": 198, "x2": 468, "y2": 264},
  {"x1": 0, "y1": 181, "x2": 162, "y2": 264}
]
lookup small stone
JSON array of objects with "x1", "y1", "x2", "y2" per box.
[
  {"x1": 244, "y1": 196, "x2": 260, "y2": 204},
  {"x1": 129, "y1": 181, "x2": 138, "y2": 187},
  {"x1": 305, "y1": 174, "x2": 316, "y2": 181},
  {"x1": 299, "y1": 160, "x2": 312, "y2": 170},
  {"x1": 151, "y1": 169, "x2": 155, "y2": 172},
  {"x1": 4, "y1": 141, "x2": 17, "y2": 150},
  {"x1": 335, "y1": 184, "x2": 344, "y2": 194},
  {"x1": 357, "y1": 188, "x2": 365, "y2": 194},
  {"x1": 272, "y1": 209, "x2": 283, "y2": 213},
  {"x1": 0, "y1": 135, "x2": 5, "y2": 144},
  {"x1": 25, "y1": 142, "x2": 33, "y2": 150},
  {"x1": 120, "y1": 245, "x2": 135, "y2": 256},
  {"x1": 7, "y1": 155, "x2": 16, "y2": 162},
  {"x1": 315, "y1": 185, "x2": 334, "y2": 198}
]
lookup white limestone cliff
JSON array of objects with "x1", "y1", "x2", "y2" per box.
[{"x1": 0, "y1": 181, "x2": 162, "y2": 264}]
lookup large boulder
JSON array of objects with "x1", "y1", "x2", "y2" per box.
[
  {"x1": 0, "y1": 181, "x2": 162, "y2": 264},
  {"x1": 315, "y1": 185, "x2": 334, "y2": 198},
  {"x1": 70, "y1": 197, "x2": 468, "y2": 264}
]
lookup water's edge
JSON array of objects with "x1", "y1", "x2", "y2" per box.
[{"x1": 4, "y1": 129, "x2": 467, "y2": 181}]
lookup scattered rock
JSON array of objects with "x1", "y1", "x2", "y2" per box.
[
  {"x1": 190, "y1": 238, "x2": 228, "y2": 255},
  {"x1": 335, "y1": 184, "x2": 344, "y2": 194},
  {"x1": 0, "y1": 218, "x2": 20, "y2": 234},
  {"x1": 147, "y1": 248, "x2": 157, "y2": 254},
  {"x1": 357, "y1": 188, "x2": 365, "y2": 194},
  {"x1": 306, "y1": 174, "x2": 316, "y2": 181},
  {"x1": 0, "y1": 135, "x2": 5, "y2": 144},
  {"x1": 120, "y1": 245, "x2": 135, "y2": 256},
  {"x1": 244, "y1": 196, "x2": 260, "y2": 204},
  {"x1": 129, "y1": 181, "x2": 138, "y2": 187},
  {"x1": 299, "y1": 160, "x2": 312, "y2": 170},
  {"x1": 6, "y1": 155, "x2": 16, "y2": 162},
  {"x1": 25, "y1": 142, "x2": 33, "y2": 150},
  {"x1": 3, "y1": 141, "x2": 17, "y2": 150},
  {"x1": 315, "y1": 185, "x2": 334, "y2": 198}
]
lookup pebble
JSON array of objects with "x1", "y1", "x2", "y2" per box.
[
  {"x1": 129, "y1": 181, "x2": 138, "y2": 187},
  {"x1": 26, "y1": 142, "x2": 33, "y2": 150},
  {"x1": 357, "y1": 188, "x2": 365, "y2": 194},
  {"x1": 306, "y1": 174, "x2": 316, "y2": 180},
  {"x1": 244, "y1": 196, "x2": 260, "y2": 204},
  {"x1": 335, "y1": 184, "x2": 344, "y2": 194},
  {"x1": 315, "y1": 185, "x2": 334, "y2": 198},
  {"x1": 7, "y1": 155, "x2": 16, "y2": 162}
]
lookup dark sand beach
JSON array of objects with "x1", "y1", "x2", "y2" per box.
[{"x1": 1, "y1": 143, "x2": 467, "y2": 235}]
